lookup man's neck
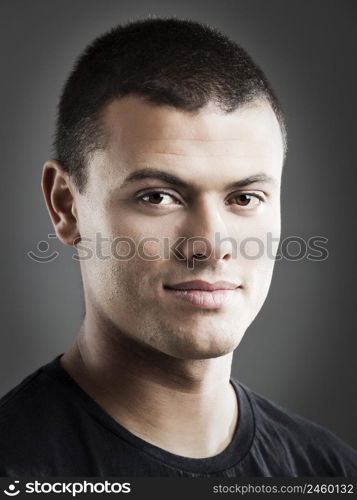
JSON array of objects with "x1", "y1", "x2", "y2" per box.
[{"x1": 60, "y1": 318, "x2": 238, "y2": 458}]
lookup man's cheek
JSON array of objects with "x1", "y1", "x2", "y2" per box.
[{"x1": 135, "y1": 237, "x2": 163, "y2": 262}]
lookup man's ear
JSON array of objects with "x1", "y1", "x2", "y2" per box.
[{"x1": 41, "y1": 159, "x2": 81, "y2": 246}]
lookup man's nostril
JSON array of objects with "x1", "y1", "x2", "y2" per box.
[{"x1": 193, "y1": 253, "x2": 206, "y2": 260}]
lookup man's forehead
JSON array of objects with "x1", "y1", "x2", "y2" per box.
[
  {"x1": 102, "y1": 96, "x2": 282, "y2": 144},
  {"x1": 80, "y1": 97, "x2": 284, "y2": 196}
]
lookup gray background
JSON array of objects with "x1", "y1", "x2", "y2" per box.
[{"x1": 1, "y1": 0, "x2": 356, "y2": 450}]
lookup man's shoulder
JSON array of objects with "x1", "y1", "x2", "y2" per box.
[
  {"x1": 236, "y1": 380, "x2": 357, "y2": 476},
  {"x1": 0, "y1": 355, "x2": 95, "y2": 476},
  {"x1": 0, "y1": 365, "x2": 47, "y2": 413},
  {"x1": 242, "y1": 381, "x2": 343, "y2": 440},
  {"x1": 0, "y1": 357, "x2": 66, "y2": 432}
]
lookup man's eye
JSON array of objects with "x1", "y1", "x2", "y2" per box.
[
  {"x1": 137, "y1": 191, "x2": 180, "y2": 206},
  {"x1": 226, "y1": 192, "x2": 264, "y2": 209}
]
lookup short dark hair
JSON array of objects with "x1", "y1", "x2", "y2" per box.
[{"x1": 54, "y1": 17, "x2": 287, "y2": 193}]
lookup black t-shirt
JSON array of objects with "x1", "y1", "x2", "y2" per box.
[{"x1": 0, "y1": 354, "x2": 356, "y2": 477}]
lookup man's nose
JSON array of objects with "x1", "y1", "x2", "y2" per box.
[{"x1": 175, "y1": 198, "x2": 235, "y2": 264}]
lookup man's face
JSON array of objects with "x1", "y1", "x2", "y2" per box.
[{"x1": 74, "y1": 96, "x2": 284, "y2": 359}]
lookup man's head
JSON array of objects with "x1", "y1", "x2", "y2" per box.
[
  {"x1": 54, "y1": 17, "x2": 286, "y2": 194},
  {"x1": 43, "y1": 17, "x2": 286, "y2": 360}
]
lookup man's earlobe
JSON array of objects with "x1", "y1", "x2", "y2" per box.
[{"x1": 41, "y1": 159, "x2": 81, "y2": 246}]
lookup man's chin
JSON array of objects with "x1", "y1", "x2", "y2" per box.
[{"x1": 165, "y1": 336, "x2": 241, "y2": 361}]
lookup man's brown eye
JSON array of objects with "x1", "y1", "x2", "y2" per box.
[
  {"x1": 138, "y1": 191, "x2": 179, "y2": 205},
  {"x1": 146, "y1": 193, "x2": 165, "y2": 204},
  {"x1": 227, "y1": 193, "x2": 263, "y2": 208}
]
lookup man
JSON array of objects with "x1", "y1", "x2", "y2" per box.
[{"x1": 0, "y1": 17, "x2": 356, "y2": 477}]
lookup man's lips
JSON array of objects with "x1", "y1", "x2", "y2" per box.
[
  {"x1": 164, "y1": 280, "x2": 240, "y2": 291},
  {"x1": 163, "y1": 280, "x2": 241, "y2": 309}
]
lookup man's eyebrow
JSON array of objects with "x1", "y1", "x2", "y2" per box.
[
  {"x1": 119, "y1": 168, "x2": 276, "y2": 190},
  {"x1": 120, "y1": 169, "x2": 190, "y2": 189},
  {"x1": 224, "y1": 174, "x2": 276, "y2": 190}
]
